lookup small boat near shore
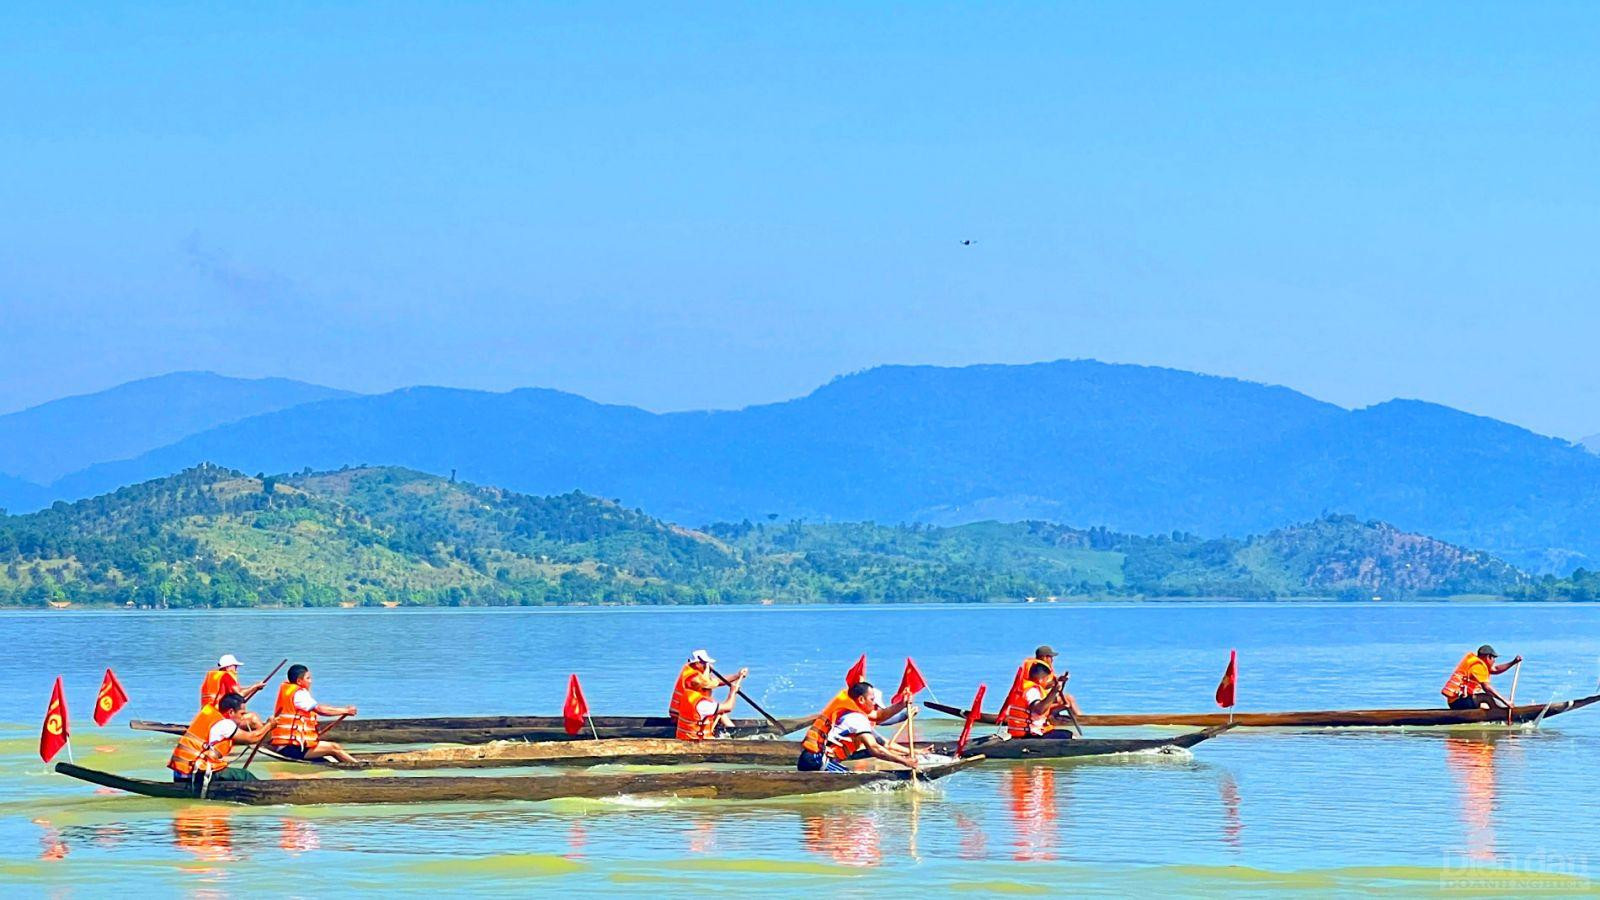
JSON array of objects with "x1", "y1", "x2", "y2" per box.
[
  {"x1": 54, "y1": 758, "x2": 978, "y2": 805},
  {"x1": 130, "y1": 714, "x2": 812, "y2": 745},
  {"x1": 924, "y1": 694, "x2": 1600, "y2": 729},
  {"x1": 929, "y1": 725, "x2": 1230, "y2": 760}
]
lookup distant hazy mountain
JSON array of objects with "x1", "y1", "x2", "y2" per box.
[
  {"x1": 0, "y1": 464, "x2": 1537, "y2": 607},
  {"x1": 0, "y1": 372, "x2": 353, "y2": 485},
  {"x1": 13, "y1": 360, "x2": 1600, "y2": 574},
  {"x1": 1583, "y1": 434, "x2": 1600, "y2": 455}
]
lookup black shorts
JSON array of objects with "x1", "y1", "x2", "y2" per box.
[
  {"x1": 1448, "y1": 694, "x2": 1499, "y2": 710},
  {"x1": 271, "y1": 744, "x2": 309, "y2": 759}
]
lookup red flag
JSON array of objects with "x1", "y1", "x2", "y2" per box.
[
  {"x1": 956, "y1": 684, "x2": 987, "y2": 757},
  {"x1": 894, "y1": 658, "x2": 927, "y2": 702},
  {"x1": 40, "y1": 677, "x2": 69, "y2": 762},
  {"x1": 845, "y1": 654, "x2": 867, "y2": 687},
  {"x1": 93, "y1": 669, "x2": 129, "y2": 727},
  {"x1": 562, "y1": 674, "x2": 590, "y2": 736},
  {"x1": 1215, "y1": 650, "x2": 1238, "y2": 709}
]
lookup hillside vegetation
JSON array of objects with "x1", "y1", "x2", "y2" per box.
[{"x1": 2, "y1": 465, "x2": 1585, "y2": 608}]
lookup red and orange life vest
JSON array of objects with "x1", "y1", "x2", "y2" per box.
[
  {"x1": 668, "y1": 662, "x2": 701, "y2": 718},
  {"x1": 1000, "y1": 678, "x2": 1055, "y2": 737},
  {"x1": 269, "y1": 683, "x2": 320, "y2": 749},
  {"x1": 168, "y1": 705, "x2": 236, "y2": 776},
  {"x1": 801, "y1": 690, "x2": 871, "y2": 761},
  {"x1": 997, "y1": 657, "x2": 1055, "y2": 728},
  {"x1": 199, "y1": 669, "x2": 239, "y2": 710},
  {"x1": 675, "y1": 686, "x2": 719, "y2": 741},
  {"x1": 1442, "y1": 653, "x2": 1492, "y2": 701}
]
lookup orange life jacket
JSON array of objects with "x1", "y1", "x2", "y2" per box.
[
  {"x1": 168, "y1": 705, "x2": 236, "y2": 776},
  {"x1": 675, "y1": 686, "x2": 719, "y2": 741},
  {"x1": 269, "y1": 683, "x2": 320, "y2": 749},
  {"x1": 1001, "y1": 678, "x2": 1055, "y2": 737},
  {"x1": 997, "y1": 658, "x2": 1055, "y2": 727},
  {"x1": 1442, "y1": 653, "x2": 1490, "y2": 700},
  {"x1": 801, "y1": 690, "x2": 872, "y2": 761},
  {"x1": 199, "y1": 669, "x2": 238, "y2": 710},
  {"x1": 668, "y1": 663, "x2": 700, "y2": 718}
]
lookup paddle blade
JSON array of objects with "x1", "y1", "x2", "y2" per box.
[{"x1": 956, "y1": 684, "x2": 986, "y2": 757}]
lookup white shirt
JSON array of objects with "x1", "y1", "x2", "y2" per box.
[
  {"x1": 690, "y1": 698, "x2": 716, "y2": 719},
  {"x1": 207, "y1": 718, "x2": 240, "y2": 745},
  {"x1": 293, "y1": 690, "x2": 319, "y2": 712},
  {"x1": 826, "y1": 711, "x2": 875, "y2": 746}
]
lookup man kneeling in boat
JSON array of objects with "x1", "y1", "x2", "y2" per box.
[
  {"x1": 198, "y1": 653, "x2": 266, "y2": 729},
  {"x1": 797, "y1": 681, "x2": 921, "y2": 773},
  {"x1": 1013, "y1": 646, "x2": 1082, "y2": 719},
  {"x1": 1002, "y1": 662, "x2": 1073, "y2": 738},
  {"x1": 1442, "y1": 645, "x2": 1522, "y2": 710},
  {"x1": 675, "y1": 664, "x2": 749, "y2": 740},
  {"x1": 169, "y1": 693, "x2": 271, "y2": 783},
  {"x1": 268, "y1": 664, "x2": 360, "y2": 764}
]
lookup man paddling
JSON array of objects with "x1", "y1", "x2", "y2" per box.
[
  {"x1": 797, "y1": 681, "x2": 921, "y2": 772},
  {"x1": 267, "y1": 664, "x2": 360, "y2": 764},
  {"x1": 1001, "y1": 661, "x2": 1074, "y2": 738},
  {"x1": 1442, "y1": 645, "x2": 1522, "y2": 710},
  {"x1": 1000, "y1": 646, "x2": 1081, "y2": 725},
  {"x1": 674, "y1": 663, "x2": 750, "y2": 740},
  {"x1": 169, "y1": 693, "x2": 271, "y2": 783},
  {"x1": 199, "y1": 654, "x2": 267, "y2": 728},
  {"x1": 670, "y1": 650, "x2": 740, "y2": 721}
]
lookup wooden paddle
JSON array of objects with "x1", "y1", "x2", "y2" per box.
[
  {"x1": 1054, "y1": 679, "x2": 1085, "y2": 737},
  {"x1": 710, "y1": 665, "x2": 786, "y2": 733},
  {"x1": 239, "y1": 714, "x2": 277, "y2": 771},
  {"x1": 318, "y1": 713, "x2": 350, "y2": 738},
  {"x1": 1506, "y1": 661, "x2": 1522, "y2": 726}
]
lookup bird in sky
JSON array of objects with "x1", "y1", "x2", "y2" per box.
[{"x1": 960, "y1": 239, "x2": 976, "y2": 246}]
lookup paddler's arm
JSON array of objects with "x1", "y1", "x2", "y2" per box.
[
  {"x1": 1491, "y1": 655, "x2": 1523, "y2": 676},
  {"x1": 233, "y1": 722, "x2": 272, "y2": 744},
  {"x1": 314, "y1": 703, "x2": 357, "y2": 717},
  {"x1": 858, "y1": 732, "x2": 920, "y2": 770},
  {"x1": 716, "y1": 668, "x2": 750, "y2": 714},
  {"x1": 239, "y1": 681, "x2": 267, "y2": 701},
  {"x1": 869, "y1": 696, "x2": 910, "y2": 724}
]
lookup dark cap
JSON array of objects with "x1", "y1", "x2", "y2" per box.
[
  {"x1": 1035, "y1": 645, "x2": 1057, "y2": 659},
  {"x1": 1477, "y1": 644, "x2": 1498, "y2": 658}
]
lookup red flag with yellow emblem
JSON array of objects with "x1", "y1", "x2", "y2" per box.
[
  {"x1": 40, "y1": 677, "x2": 69, "y2": 762},
  {"x1": 94, "y1": 668, "x2": 129, "y2": 726}
]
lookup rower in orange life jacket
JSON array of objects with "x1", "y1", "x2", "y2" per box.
[
  {"x1": 1441, "y1": 645, "x2": 1522, "y2": 710},
  {"x1": 999, "y1": 645, "x2": 1081, "y2": 726},
  {"x1": 1001, "y1": 662, "x2": 1072, "y2": 738},
  {"x1": 669, "y1": 649, "x2": 743, "y2": 723},
  {"x1": 199, "y1": 654, "x2": 267, "y2": 729},
  {"x1": 797, "y1": 681, "x2": 922, "y2": 772},
  {"x1": 266, "y1": 664, "x2": 360, "y2": 765},
  {"x1": 168, "y1": 693, "x2": 271, "y2": 783},
  {"x1": 674, "y1": 663, "x2": 749, "y2": 741}
]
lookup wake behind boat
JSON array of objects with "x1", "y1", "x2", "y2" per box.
[
  {"x1": 54, "y1": 758, "x2": 979, "y2": 806},
  {"x1": 924, "y1": 694, "x2": 1600, "y2": 729}
]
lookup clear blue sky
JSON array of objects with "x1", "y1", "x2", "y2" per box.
[{"x1": 2, "y1": 3, "x2": 1596, "y2": 436}]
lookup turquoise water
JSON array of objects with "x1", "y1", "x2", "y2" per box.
[{"x1": 4, "y1": 603, "x2": 1599, "y2": 895}]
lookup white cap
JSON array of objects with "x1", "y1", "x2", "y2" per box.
[
  {"x1": 688, "y1": 649, "x2": 715, "y2": 665},
  {"x1": 868, "y1": 687, "x2": 886, "y2": 709},
  {"x1": 217, "y1": 654, "x2": 242, "y2": 669}
]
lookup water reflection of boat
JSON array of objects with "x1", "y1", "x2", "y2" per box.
[
  {"x1": 802, "y1": 811, "x2": 883, "y2": 867},
  {"x1": 279, "y1": 818, "x2": 320, "y2": 854},
  {"x1": 1445, "y1": 735, "x2": 1500, "y2": 861},
  {"x1": 173, "y1": 807, "x2": 234, "y2": 862},
  {"x1": 1005, "y1": 766, "x2": 1058, "y2": 861}
]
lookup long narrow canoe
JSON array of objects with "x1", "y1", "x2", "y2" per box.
[
  {"x1": 924, "y1": 694, "x2": 1600, "y2": 729},
  {"x1": 130, "y1": 714, "x2": 812, "y2": 745},
  {"x1": 265, "y1": 731, "x2": 1220, "y2": 771},
  {"x1": 54, "y1": 758, "x2": 978, "y2": 806},
  {"x1": 929, "y1": 725, "x2": 1229, "y2": 760}
]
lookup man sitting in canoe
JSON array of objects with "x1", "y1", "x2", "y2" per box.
[
  {"x1": 199, "y1": 654, "x2": 267, "y2": 729},
  {"x1": 669, "y1": 649, "x2": 743, "y2": 724},
  {"x1": 267, "y1": 664, "x2": 360, "y2": 764},
  {"x1": 797, "y1": 681, "x2": 921, "y2": 773},
  {"x1": 1442, "y1": 645, "x2": 1523, "y2": 710},
  {"x1": 169, "y1": 693, "x2": 272, "y2": 783},
  {"x1": 674, "y1": 663, "x2": 750, "y2": 740},
  {"x1": 1000, "y1": 646, "x2": 1081, "y2": 723},
  {"x1": 1001, "y1": 661, "x2": 1075, "y2": 738}
]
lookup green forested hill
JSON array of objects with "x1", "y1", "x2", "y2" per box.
[{"x1": 0, "y1": 465, "x2": 1586, "y2": 608}]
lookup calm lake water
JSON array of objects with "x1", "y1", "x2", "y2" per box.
[{"x1": 4, "y1": 603, "x2": 1599, "y2": 895}]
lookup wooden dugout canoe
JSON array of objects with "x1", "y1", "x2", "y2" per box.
[
  {"x1": 929, "y1": 725, "x2": 1230, "y2": 760},
  {"x1": 53, "y1": 758, "x2": 978, "y2": 806},
  {"x1": 264, "y1": 730, "x2": 1226, "y2": 771},
  {"x1": 130, "y1": 714, "x2": 813, "y2": 745},
  {"x1": 923, "y1": 693, "x2": 1600, "y2": 729}
]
